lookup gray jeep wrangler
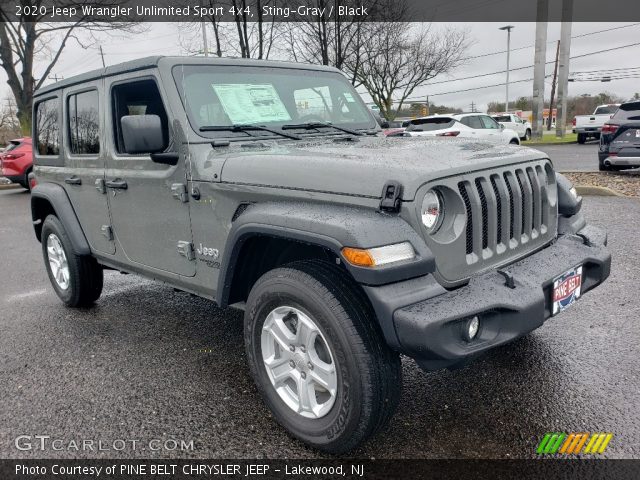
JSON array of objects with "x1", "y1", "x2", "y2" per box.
[{"x1": 30, "y1": 56, "x2": 610, "y2": 453}]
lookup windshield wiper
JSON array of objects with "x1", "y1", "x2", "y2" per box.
[
  {"x1": 281, "y1": 122, "x2": 364, "y2": 136},
  {"x1": 199, "y1": 124, "x2": 301, "y2": 140}
]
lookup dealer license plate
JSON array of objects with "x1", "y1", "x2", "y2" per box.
[{"x1": 552, "y1": 266, "x2": 583, "y2": 315}]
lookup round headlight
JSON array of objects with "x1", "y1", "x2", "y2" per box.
[{"x1": 421, "y1": 189, "x2": 444, "y2": 233}]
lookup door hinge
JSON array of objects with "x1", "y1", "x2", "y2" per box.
[
  {"x1": 379, "y1": 180, "x2": 403, "y2": 213},
  {"x1": 171, "y1": 183, "x2": 189, "y2": 203},
  {"x1": 95, "y1": 178, "x2": 106, "y2": 194},
  {"x1": 100, "y1": 225, "x2": 113, "y2": 241},
  {"x1": 177, "y1": 241, "x2": 195, "y2": 261}
]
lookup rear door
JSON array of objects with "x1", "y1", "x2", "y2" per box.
[
  {"x1": 478, "y1": 115, "x2": 502, "y2": 140},
  {"x1": 62, "y1": 83, "x2": 114, "y2": 254},
  {"x1": 104, "y1": 74, "x2": 195, "y2": 277}
]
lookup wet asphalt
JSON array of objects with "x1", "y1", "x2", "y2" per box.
[
  {"x1": 534, "y1": 142, "x2": 599, "y2": 172},
  {"x1": 0, "y1": 188, "x2": 638, "y2": 460}
]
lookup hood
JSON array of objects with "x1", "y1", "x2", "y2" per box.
[{"x1": 219, "y1": 136, "x2": 549, "y2": 201}]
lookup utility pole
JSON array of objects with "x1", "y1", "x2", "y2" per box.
[
  {"x1": 202, "y1": 21, "x2": 209, "y2": 57},
  {"x1": 547, "y1": 40, "x2": 560, "y2": 130},
  {"x1": 556, "y1": 0, "x2": 574, "y2": 138},
  {"x1": 470, "y1": 101, "x2": 476, "y2": 113},
  {"x1": 499, "y1": 25, "x2": 514, "y2": 112},
  {"x1": 99, "y1": 45, "x2": 106, "y2": 68},
  {"x1": 425, "y1": 95, "x2": 429, "y2": 116},
  {"x1": 531, "y1": 0, "x2": 549, "y2": 140}
]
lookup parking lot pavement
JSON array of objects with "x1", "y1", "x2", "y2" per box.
[
  {"x1": 533, "y1": 143, "x2": 600, "y2": 172},
  {"x1": 1, "y1": 188, "x2": 639, "y2": 459}
]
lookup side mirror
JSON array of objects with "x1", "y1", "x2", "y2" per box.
[
  {"x1": 121, "y1": 115, "x2": 165, "y2": 154},
  {"x1": 500, "y1": 123, "x2": 505, "y2": 130}
]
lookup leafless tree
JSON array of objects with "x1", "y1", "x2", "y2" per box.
[
  {"x1": 351, "y1": 23, "x2": 469, "y2": 120},
  {"x1": 282, "y1": 0, "x2": 399, "y2": 86},
  {"x1": 0, "y1": 96, "x2": 21, "y2": 141},
  {"x1": 0, "y1": 0, "x2": 141, "y2": 135},
  {"x1": 181, "y1": 0, "x2": 281, "y2": 59}
]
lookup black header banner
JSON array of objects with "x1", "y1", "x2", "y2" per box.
[
  {"x1": 2, "y1": 0, "x2": 640, "y2": 22},
  {"x1": 1, "y1": 459, "x2": 640, "y2": 480}
]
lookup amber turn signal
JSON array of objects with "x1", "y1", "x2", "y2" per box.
[{"x1": 341, "y1": 247, "x2": 376, "y2": 267}]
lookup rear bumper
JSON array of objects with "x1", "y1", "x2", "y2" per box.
[
  {"x1": 3, "y1": 174, "x2": 25, "y2": 185},
  {"x1": 575, "y1": 128, "x2": 602, "y2": 134},
  {"x1": 377, "y1": 226, "x2": 610, "y2": 371},
  {"x1": 605, "y1": 156, "x2": 640, "y2": 167}
]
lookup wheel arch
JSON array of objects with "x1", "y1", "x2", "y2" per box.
[
  {"x1": 31, "y1": 182, "x2": 91, "y2": 256},
  {"x1": 216, "y1": 202, "x2": 435, "y2": 308}
]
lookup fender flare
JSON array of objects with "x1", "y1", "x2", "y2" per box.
[
  {"x1": 31, "y1": 182, "x2": 91, "y2": 256},
  {"x1": 216, "y1": 201, "x2": 435, "y2": 307}
]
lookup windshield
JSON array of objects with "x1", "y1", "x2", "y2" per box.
[
  {"x1": 173, "y1": 65, "x2": 375, "y2": 138},
  {"x1": 594, "y1": 105, "x2": 618, "y2": 115}
]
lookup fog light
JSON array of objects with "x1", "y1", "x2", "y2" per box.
[{"x1": 463, "y1": 316, "x2": 480, "y2": 342}]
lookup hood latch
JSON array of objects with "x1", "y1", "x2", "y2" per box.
[{"x1": 379, "y1": 181, "x2": 403, "y2": 213}]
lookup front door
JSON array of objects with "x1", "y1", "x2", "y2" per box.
[
  {"x1": 62, "y1": 82, "x2": 114, "y2": 255},
  {"x1": 104, "y1": 75, "x2": 195, "y2": 277}
]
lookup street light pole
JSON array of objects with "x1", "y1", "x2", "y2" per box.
[{"x1": 499, "y1": 25, "x2": 514, "y2": 113}]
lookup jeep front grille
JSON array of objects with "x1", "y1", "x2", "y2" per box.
[{"x1": 457, "y1": 164, "x2": 553, "y2": 261}]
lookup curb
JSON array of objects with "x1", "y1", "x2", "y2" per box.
[
  {"x1": 0, "y1": 183, "x2": 22, "y2": 190},
  {"x1": 574, "y1": 185, "x2": 626, "y2": 197}
]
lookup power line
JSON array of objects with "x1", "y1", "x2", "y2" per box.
[
  {"x1": 461, "y1": 22, "x2": 640, "y2": 61},
  {"x1": 422, "y1": 41, "x2": 640, "y2": 87}
]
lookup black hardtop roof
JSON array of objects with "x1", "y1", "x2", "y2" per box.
[{"x1": 34, "y1": 55, "x2": 341, "y2": 97}]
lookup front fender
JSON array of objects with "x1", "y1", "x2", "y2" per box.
[
  {"x1": 31, "y1": 182, "x2": 90, "y2": 256},
  {"x1": 216, "y1": 202, "x2": 435, "y2": 305}
]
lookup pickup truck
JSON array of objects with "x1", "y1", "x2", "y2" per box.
[{"x1": 573, "y1": 104, "x2": 620, "y2": 144}]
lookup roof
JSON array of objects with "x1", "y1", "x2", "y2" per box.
[{"x1": 35, "y1": 55, "x2": 341, "y2": 96}]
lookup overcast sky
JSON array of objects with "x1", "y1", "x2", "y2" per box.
[{"x1": 3, "y1": 22, "x2": 639, "y2": 112}]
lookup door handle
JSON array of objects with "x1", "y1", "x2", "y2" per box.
[
  {"x1": 105, "y1": 179, "x2": 128, "y2": 189},
  {"x1": 64, "y1": 176, "x2": 82, "y2": 185}
]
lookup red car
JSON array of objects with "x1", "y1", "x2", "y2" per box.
[{"x1": 1, "y1": 137, "x2": 33, "y2": 190}]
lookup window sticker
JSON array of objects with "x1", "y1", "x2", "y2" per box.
[{"x1": 212, "y1": 84, "x2": 291, "y2": 124}]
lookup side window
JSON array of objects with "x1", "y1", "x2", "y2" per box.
[
  {"x1": 480, "y1": 115, "x2": 501, "y2": 129},
  {"x1": 68, "y1": 90, "x2": 100, "y2": 154},
  {"x1": 35, "y1": 98, "x2": 60, "y2": 155},
  {"x1": 461, "y1": 116, "x2": 483, "y2": 129},
  {"x1": 111, "y1": 79, "x2": 168, "y2": 154}
]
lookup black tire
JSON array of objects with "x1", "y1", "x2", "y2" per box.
[
  {"x1": 509, "y1": 138, "x2": 520, "y2": 145},
  {"x1": 523, "y1": 129, "x2": 531, "y2": 141},
  {"x1": 244, "y1": 259, "x2": 401, "y2": 453},
  {"x1": 23, "y1": 168, "x2": 32, "y2": 191},
  {"x1": 41, "y1": 215, "x2": 103, "y2": 307},
  {"x1": 598, "y1": 161, "x2": 612, "y2": 171},
  {"x1": 577, "y1": 133, "x2": 586, "y2": 144}
]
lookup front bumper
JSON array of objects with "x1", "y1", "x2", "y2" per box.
[{"x1": 384, "y1": 226, "x2": 610, "y2": 371}]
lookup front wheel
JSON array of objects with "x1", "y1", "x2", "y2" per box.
[
  {"x1": 41, "y1": 215, "x2": 103, "y2": 307},
  {"x1": 244, "y1": 260, "x2": 401, "y2": 453},
  {"x1": 522, "y1": 129, "x2": 531, "y2": 141}
]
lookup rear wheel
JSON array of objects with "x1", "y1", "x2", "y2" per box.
[
  {"x1": 523, "y1": 129, "x2": 531, "y2": 141},
  {"x1": 244, "y1": 259, "x2": 401, "y2": 453},
  {"x1": 509, "y1": 138, "x2": 520, "y2": 145},
  {"x1": 41, "y1": 215, "x2": 103, "y2": 307},
  {"x1": 577, "y1": 133, "x2": 587, "y2": 144}
]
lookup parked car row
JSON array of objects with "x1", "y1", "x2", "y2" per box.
[{"x1": 0, "y1": 137, "x2": 33, "y2": 190}]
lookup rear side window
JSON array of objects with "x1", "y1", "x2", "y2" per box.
[
  {"x1": 111, "y1": 79, "x2": 168, "y2": 154},
  {"x1": 5, "y1": 140, "x2": 21, "y2": 152},
  {"x1": 35, "y1": 98, "x2": 60, "y2": 156},
  {"x1": 493, "y1": 115, "x2": 511, "y2": 122},
  {"x1": 406, "y1": 117, "x2": 455, "y2": 131},
  {"x1": 594, "y1": 105, "x2": 618, "y2": 115},
  {"x1": 612, "y1": 102, "x2": 640, "y2": 121},
  {"x1": 460, "y1": 116, "x2": 483, "y2": 129},
  {"x1": 68, "y1": 90, "x2": 100, "y2": 154}
]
